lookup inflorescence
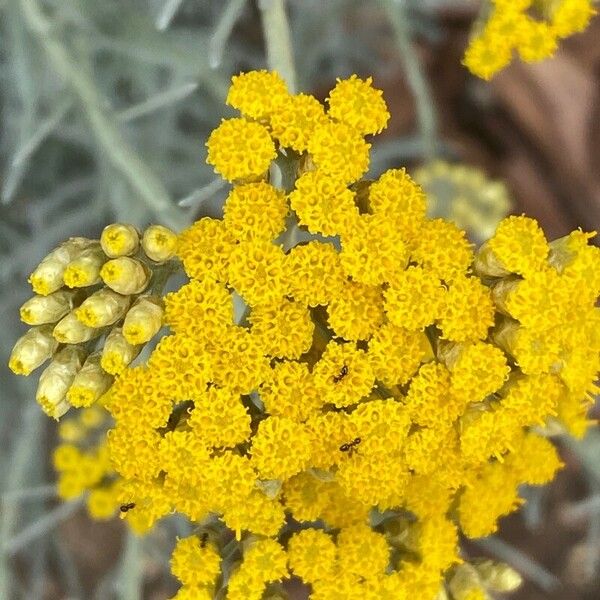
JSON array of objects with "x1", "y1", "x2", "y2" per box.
[
  {"x1": 463, "y1": 0, "x2": 596, "y2": 80},
  {"x1": 10, "y1": 71, "x2": 600, "y2": 600}
]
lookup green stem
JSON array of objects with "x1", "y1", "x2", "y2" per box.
[
  {"x1": 258, "y1": 0, "x2": 297, "y2": 93},
  {"x1": 18, "y1": 0, "x2": 186, "y2": 230},
  {"x1": 383, "y1": 0, "x2": 438, "y2": 161}
]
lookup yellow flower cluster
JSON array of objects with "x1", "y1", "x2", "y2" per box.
[
  {"x1": 9, "y1": 224, "x2": 178, "y2": 418},
  {"x1": 463, "y1": 0, "x2": 597, "y2": 80},
  {"x1": 11, "y1": 72, "x2": 600, "y2": 599},
  {"x1": 53, "y1": 405, "x2": 122, "y2": 520}
]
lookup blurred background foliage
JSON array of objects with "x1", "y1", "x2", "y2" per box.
[{"x1": 0, "y1": 0, "x2": 599, "y2": 598}]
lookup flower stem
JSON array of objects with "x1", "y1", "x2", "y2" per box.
[{"x1": 258, "y1": 0, "x2": 297, "y2": 93}]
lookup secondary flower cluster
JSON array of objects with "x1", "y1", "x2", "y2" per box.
[
  {"x1": 414, "y1": 160, "x2": 511, "y2": 243},
  {"x1": 10, "y1": 72, "x2": 600, "y2": 600},
  {"x1": 463, "y1": 0, "x2": 596, "y2": 80},
  {"x1": 9, "y1": 224, "x2": 177, "y2": 418}
]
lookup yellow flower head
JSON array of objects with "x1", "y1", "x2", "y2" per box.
[
  {"x1": 223, "y1": 182, "x2": 289, "y2": 242},
  {"x1": 226, "y1": 70, "x2": 289, "y2": 120},
  {"x1": 327, "y1": 75, "x2": 390, "y2": 135},
  {"x1": 249, "y1": 298, "x2": 314, "y2": 359},
  {"x1": 270, "y1": 93, "x2": 328, "y2": 152},
  {"x1": 177, "y1": 217, "x2": 237, "y2": 282},
  {"x1": 206, "y1": 117, "x2": 276, "y2": 182},
  {"x1": 170, "y1": 535, "x2": 221, "y2": 587},
  {"x1": 289, "y1": 170, "x2": 359, "y2": 237},
  {"x1": 307, "y1": 121, "x2": 370, "y2": 184}
]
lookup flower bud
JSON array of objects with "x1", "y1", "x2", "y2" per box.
[
  {"x1": 100, "y1": 327, "x2": 142, "y2": 374},
  {"x1": 67, "y1": 353, "x2": 114, "y2": 408},
  {"x1": 53, "y1": 312, "x2": 102, "y2": 344},
  {"x1": 63, "y1": 243, "x2": 106, "y2": 288},
  {"x1": 142, "y1": 224, "x2": 177, "y2": 262},
  {"x1": 100, "y1": 223, "x2": 140, "y2": 258},
  {"x1": 74, "y1": 288, "x2": 131, "y2": 328},
  {"x1": 36, "y1": 346, "x2": 87, "y2": 419},
  {"x1": 123, "y1": 296, "x2": 164, "y2": 345},
  {"x1": 29, "y1": 237, "x2": 95, "y2": 295},
  {"x1": 20, "y1": 290, "x2": 78, "y2": 325},
  {"x1": 9, "y1": 325, "x2": 58, "y2": 375},
  {"x1": 100, "y1": 257, "x2": 151, "y2": 295},
  {"x1": 473, "y1": 559, "x2": 522, "y2": 592}
]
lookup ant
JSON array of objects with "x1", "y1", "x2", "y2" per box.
[
  {"x1": 339, "y1": 437, "x2": 361, "y2": 454},
  {"x1": 332, "y1": 364, "x2": 349, "y2": 383},
  {"x1": 200, "y1": 533, "x2": 208, "y2": 548},
  {"x1": 119, "y1": 502, "x2": 136, "y2": 513}
]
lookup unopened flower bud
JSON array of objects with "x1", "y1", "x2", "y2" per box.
[
  {"x1": 20, "y1": 290, "x2": 78, "y2": 325},
  {"x1": 53, "y1": 312, "x2": 102, "y2": 344},
  {"x1": 100, "y1": 327, "x2": 142, "y2": 374},
  {"x1": 63, "y1": 243, "x2": 106, "y2": 288},
  {"x1": 29, "y1": 237, "x2": 95, "y2": 295},
  {"x1": 123, "y1": 296, "x2": 164, "y2": 345},
  {"x1": 74, "y1": 288, "x2": 131, "y2": 328},
  {"x1": 36, "y1": 346, "x2": 87, "y2": 419},
  {"x1": 67, "y1": 353, "x2": 114, "y2": 408},
  {"x1": 448, "y1": 564, "x2": 487, "y2": 600},
  {"x1": 142, "y1": 224, "x2": 177, "y2": 262},
  {"x1": 100, "y1": 257, "x2": 151, "y2": 295},
  {"x1": 100, "y1": 223, "x2": 140, "y2": 258},
  {"x1": 473, "y1": 559, "x2": 522, "y2": 592},
  {"x1": 9, "y1": 325, "x2": 58, "y2": 375}
]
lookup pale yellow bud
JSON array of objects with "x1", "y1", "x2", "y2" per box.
[
  {"x1": 473, "y1": 559, "x2": 522, "y2": 592},
  {"x1": 53, "y1": 312, "x2": 102, "y2": 344},
  {"x1": 29, "y1": 237, "x2": 95, "y2": 295},
  {"x1": 20, "y1": 290, "x2": 78, "y2": 325},
  {"x1": 74, "y1": 288, "x2": 131, "y2": 327},
  {"x1": 122, "y1": 296, "x2": 164, "y2": 345},
  {"x1": 100, "y1": 223, "x2": 140, "y2": 258},
  {"x1": 9, "y1": 325, "x2": 59, "y2": 375},
  {"x1": 36, "y1": 346, "x2": 87, "y2": 419},
  {"x1": 63, "y1": 244, "x2": 107, "y2": 288},
  {"x1": 142, "y1": 224, "x2": 177, "y2": 262},
  {"x1": 448, "y1": 564, "x2": 488, "y2": 600},
  {"x1": 100, "y1": 257, "x2": 150, "y2": 295},
  {"x1": 67, "y1": 353, "x2": 114, "y2": 408},
  {"x1": 100, "y1": 327, "x2": 142, "y2": 374}
]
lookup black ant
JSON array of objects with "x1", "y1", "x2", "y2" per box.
[
  {"x1": 339, "y1": 437, "x2": 361, "y2": 454},
  {"x1": 119, "y1": 502, "x2": 136, "y2": 513},
  {"x1": 200, "y1": 532, "x2": 208, "y2": 548},
  {"x1": 332, "y1": 364, "x2": 349, "y2": 383}
]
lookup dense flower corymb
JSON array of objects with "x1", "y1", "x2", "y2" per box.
[
  {"x1": 9, "y1": 71, "x2": 600, "y2": 600},
  {"x1": 463, "y1": 0, "x2": 597, "y2": 80}
]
